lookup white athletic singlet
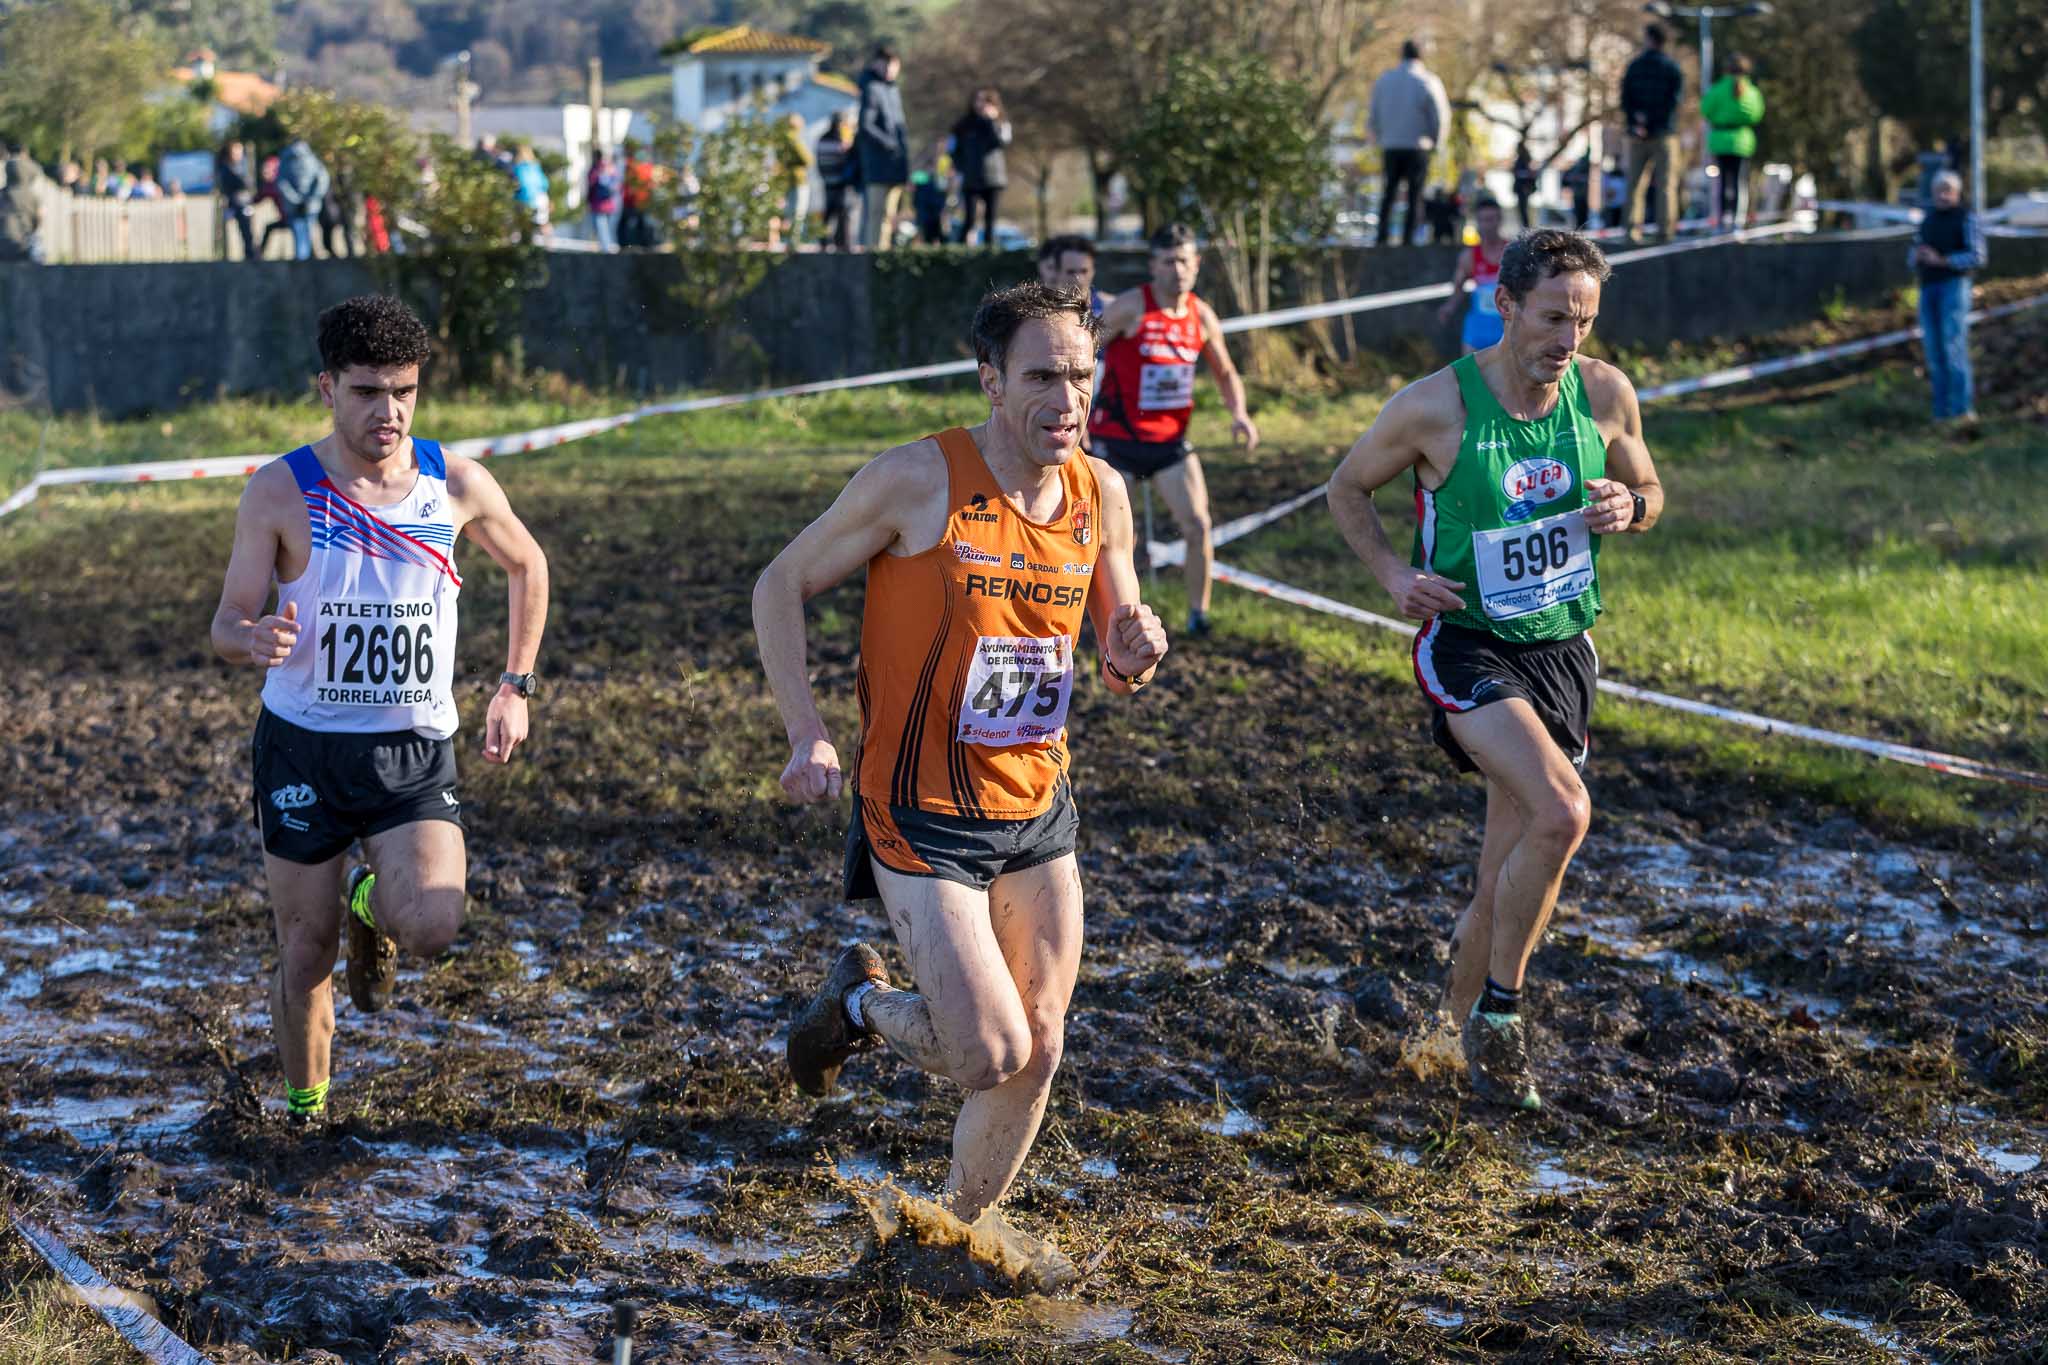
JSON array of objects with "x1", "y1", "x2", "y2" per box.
[{"x1": 260, "y1": 441, "x2": 463, "y2": 738}]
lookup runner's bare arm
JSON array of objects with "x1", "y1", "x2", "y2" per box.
[
  {"x1": 1196, "y1": 298, "x2": 1258, "y2": 450},
  {"x1": 1329, "y1": 375, "x2": 1468, "y2": 620},
  {"x1": 753, "y1": 443, "x2": 938, "y2": 801},
  {"x1": 1578, "y1": 360, "x2": 1665, "y2": 536},
  {"x1": 1095, "y1": 289, "x2": 1143, "y2": 343},
  {"x1": 210, "y1": 464, "x2": 300, "y2": 668},
  {"x1": 449, "y1": 456, "x2": 549, "y2": 763},
  {"x1": 1437, "y1": 251, "x2": 1473, "y2": 323},
  {"x1": 1083, "y1": 458, "x2": 1167, "y2": 695}
]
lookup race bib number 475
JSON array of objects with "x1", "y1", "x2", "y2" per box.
[
  {"x1": 958, "y1": 636, "x2": 1073, "y2": 747},
  {"x1": 317, "y1": 599, "x2": 437, "y2": 705},
  {"x1": 1470, "y1": 510, "x2": 1593, "y2": 621}
]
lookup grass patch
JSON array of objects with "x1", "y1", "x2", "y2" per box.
[{"x1": 0, "y1": 1228, "x2": 135, "y2": 1365}]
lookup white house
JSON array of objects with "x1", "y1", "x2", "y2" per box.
[{"x1": 664, "y1": 25, "x2": 860, "y2": 198}]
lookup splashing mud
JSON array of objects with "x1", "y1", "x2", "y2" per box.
[
  {"x1": 1398, "y1": 1010, "x2": 1465, "y2": 1083},
  {"x1": 854, "y1": 1180, "x2": 1079, "y2": 1297}
]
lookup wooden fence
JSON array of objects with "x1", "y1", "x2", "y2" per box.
[{"x1": 31, "y1": 184, "x2": 222, "y2": 262}]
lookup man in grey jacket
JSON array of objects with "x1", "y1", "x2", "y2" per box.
[
  {"x1": 1369, "y1": 39, "x2": 1450, "y2": 247},
  {"x1": 856, "y1": 46, "x2": 910, "y2": 250},
  {"x1": 276, "y1": 138, "x2": 331, "y2": 261}
]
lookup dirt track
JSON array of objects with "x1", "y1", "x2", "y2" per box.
[{"x1": 2, "y1": 419, "x2": 2045, "y2": 1362}]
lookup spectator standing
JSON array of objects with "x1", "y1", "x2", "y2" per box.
[
  {"x1": 275, "y1": 138, "x2": 330, "y2": 260},
  {"x1": 255, "y1": 154, "x2": 292, "y2": 258},
  {"x1": 1512, "y1": 143, "x2": 1539, "y2": 229},
  {"x1": 950, "y1": 87, "x2": 1010, "y2": 247},
  {"x1": 1368, "y1": 39, "x2": 1451, "y2": 247},
  {"x1": 1701, "y1": 53, "x2": 1764, "y2": 230},
  {"x1": 1621, "y1": 22, "x2": 1684, "y2": 242},
  {"x1": 126, "y1": 165, "x2": 164, "y2": 201},
  {"x1": 1912, "y1": 170, "x2": 1986, "y2": 424},
  {"x1": 855, "y1": 45, "x2": 910, "y2": 249},
  {"x1": 0, "y1": 146, "x2": 47, "y2": 263},
  {"x1": 363, "y1": 193, "x2": 391, "y2": 253},
  {"x1": 619, "y1": 139, "x2": 655, "y2": 248},
  {"x1": 217, "y1": 139, "x2": 257, "y2": 261},
  {"x1": 511, "y1": 144, "x2": 550, "y2": 235},
  {"x1": 815, "y1": 111, "x2": 857, "y2": 251},
  {"x1": 911, "y1": 140, "x2": 949, "y2": 245},
  {"x1": 320, "y1": 177, "x2": 358, "y2": 258},
  {"x1": 772, "y1": 115, "x2": 814, "y2": 249},
  {"x1": 586, "y1": 149, "x2": 622, "y2": 251},
  {"x1": 1602, "y1": 160, "x2": 1627, "y2": 228}
]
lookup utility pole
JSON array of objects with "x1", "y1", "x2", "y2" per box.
[
  {"x1": 1969, "y1": 0, "x2": 1985, "y2": 210},
  {"x1": 587, "y1": 56, "x2": 606, "y2": 157}
]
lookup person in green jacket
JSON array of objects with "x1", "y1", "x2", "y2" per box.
[{"x1": 1701, "y1": 54, "x2": 1764, "y2": 230}]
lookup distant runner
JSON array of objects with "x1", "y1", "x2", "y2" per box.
[
  {"x1": 1089, "y1": 223, "x2": 1258, "y2": 638},
  {"x1": 755, "y1": 281, "x2": 1166, "y2": 1224},
  {"x1": 1328, "y1": 230, "x2": 1664, "y2": 1110},
  {"x1": 1036, "y1": 233, "x2": 1109, "y2": 317},
  {"x1": 1437, "y1": 195, "x2": 1510, "y2": 354},
  {"x1": 210, "y1": 295, "x2": 550, "y2": 1125}
]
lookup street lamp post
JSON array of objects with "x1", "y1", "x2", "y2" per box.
[{"x1": 1644, "y1": 3, "x2": 1772, "y2": 227}]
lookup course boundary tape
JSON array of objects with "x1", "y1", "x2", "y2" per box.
[
  {"x1": 1158, "y1": 291, "x2": 2048, "y2": 790},
  {"x1": 9, "y1": 1214, "x2": 211, "y2": 1364},
  {"x1": 1204, "y1": 561, "x2": 2048, "y2": 791},
  {"x1": 0, "y1": 222, "x2": 1808, "y2": 523},
  {"x1": 1149, "y1": 288, "x2": 2048, "y2": 570}
]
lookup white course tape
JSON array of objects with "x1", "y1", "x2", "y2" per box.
[
  {"x1": 0, "y1": 221, "x2": 1817, "y2": 520},
  {"x1": 1209, "y1": 559, "x2": 2048, "y2": 790},
  {"x1": 10, "y1": 1216, "x2": 211, "y2": 1364}
]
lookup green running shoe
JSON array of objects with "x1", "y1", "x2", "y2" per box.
[{"x1": 1465, "y1": 1000, "x2": 1542, "y2": 1112}]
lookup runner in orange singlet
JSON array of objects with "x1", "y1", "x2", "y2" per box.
[
  {"x1": 754, "y1": 281, "x2": 1167, "y2": 1222},
  {"x1": 1090, "y1": 223, "x2": 1258, "y2": 637}
]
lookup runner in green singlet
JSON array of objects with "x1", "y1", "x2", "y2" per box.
[{"x1": 1328, "y1": 230, "x2": 1666, "y2": 1110}]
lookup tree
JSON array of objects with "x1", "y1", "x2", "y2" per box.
[
  {"x1": 738, "y1": 0, "x2": 929, "y2": 76},
  {"x1": 270, "y1": 87, "x2": 420, "y2": 210},
  {"x1": 1118, "y1": 52, "x2": 1332, "y2": 376},
  {"x1": 383, "y1": 134, "x2": 542, "y2": 386},
  {"x1": 0, "y1": 0, "x2": 167, "y2": 164},
  {"x1": 1717, "y1": 0, "x2": 1876, "y2": 196},
  {"x1": 1853, "y1": 0, "x2": 2048, "y2": 148}
]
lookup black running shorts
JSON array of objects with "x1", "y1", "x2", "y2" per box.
[
  {"x1": 843, "y1": 779, "x2": 1079, "y2": 901},
  {"x1": 1094, "y1": 437, "x2": 1192, "y2": 481},
  {"x1": 1411, "y1": 619, "x2": 1597, "y2": 773},
  {"x1": 251, "y1": 708, "x2": 463, "y2": 865}
]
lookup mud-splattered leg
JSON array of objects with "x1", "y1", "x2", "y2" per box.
[
  {"x1": 1442, "y1": 781, "x2": 1524, "y2": 1020},
  {"x1": 1444, "y1": 700, "x2": 1590, "y2": 990},
  {"x1": 863, "y1": 855, "x2": 1083, "y2": 1219},
  {"x1": 944, "y1": 854, "x2": 1082, "y2": 1221},
  {"x1": 264, "y1": 852, "x2": 345, "y2": 1093}
]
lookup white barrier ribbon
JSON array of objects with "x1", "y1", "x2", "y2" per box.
[
  {"x1": 0, "y1": 221, "x2": 1821, "y2": 520},
  {"x1": 10, "y1": 1216, "x2": 212, "y2": 1365}
]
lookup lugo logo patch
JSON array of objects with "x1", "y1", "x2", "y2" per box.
[{"x1": 1500, "y1": 457, "x2": 1573, "y2": 524}]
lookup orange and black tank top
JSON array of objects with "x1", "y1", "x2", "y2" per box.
[{"x1": 855, "y1": 427, "x2": 1101, "y2": 819}]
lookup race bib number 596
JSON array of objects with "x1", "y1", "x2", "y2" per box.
[
  {"x1": 1471, "y1": 511, "x2": 1593, "y2": 621},
  {"x1": 958, "y1": 636, "x2": 1073, "y2": 747}
]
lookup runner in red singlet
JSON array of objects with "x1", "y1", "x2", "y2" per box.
[
  {"x1": 1438, "y1": 196, "x2": 1510, "y2": 354},
  {"x1": 1088, "y1": 223, "x2": 1258, "y2": 638}
]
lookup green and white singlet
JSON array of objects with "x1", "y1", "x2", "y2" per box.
[{"x1": 1412, "y1": 355, "x2": 1607, "y2": 643}]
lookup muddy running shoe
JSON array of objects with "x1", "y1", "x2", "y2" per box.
[
  {"x1": 786, "y1": 943, "x2": 890, "y2": 1097},
  {"x1": 343, "y1": 865, "x2": 398, "y2": 1014},
  {"x1": 1465, "y1": 1000, "x2": 1542, "y2": 1111}
]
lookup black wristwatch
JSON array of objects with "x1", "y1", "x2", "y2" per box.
[
  {"x1": 1629, "y1": 492, "x2": 1647, "y2": 528},
  {"x1": 499, "y1": 671, "x2": 539, "y2": 698}
]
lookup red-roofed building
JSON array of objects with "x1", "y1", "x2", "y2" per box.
[{"x1": 661, "y1": 25, "x2": 856, "y2": 137}]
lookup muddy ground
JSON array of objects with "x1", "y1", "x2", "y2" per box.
[{"x1": 2, "y1": 365, "x2": 2046, "y2": 1362}]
